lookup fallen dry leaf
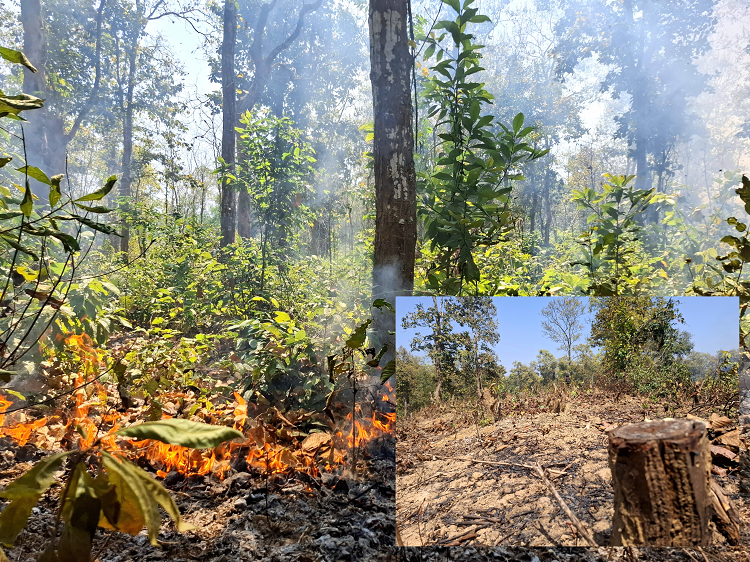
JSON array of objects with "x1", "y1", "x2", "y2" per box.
[{"x1": 301, "y1": 432, "x2": 332, "y2": 452}]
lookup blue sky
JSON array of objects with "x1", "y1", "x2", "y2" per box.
[{"x1": 396, "y1": 297, "x2": 739, "y2": 369}]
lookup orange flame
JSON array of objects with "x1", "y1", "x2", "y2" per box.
[{"x1": 0, "y1": 376, "x2": 396, "y2": 481}]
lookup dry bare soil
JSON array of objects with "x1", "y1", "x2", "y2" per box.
[{"x1": 396, "y1": 391, "x2": 749, "y2": 559}]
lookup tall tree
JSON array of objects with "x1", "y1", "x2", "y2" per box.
[
  {"x1": 20, "y1": 0, "x2": 106, "y2": 188},
  {"x1": 553, "y1": 0, "x2": 715, "y2": 208},
  {"x1": 401, "y1": 297, "x2": 458, "y2": 402},
  {"x1": 369, "y1": 0, "x2": 417, "y2": 301},
  {"x1": 449, "y1": 297, "x2": 500, "y2": 397},
  {"x1": 540, "y1": 297, "x2": 587, "y2": 366},
  {"x1": 219, "y1": 0, "x2": 237, "y2": 248},
  {"x1": 233, "y1": 0, "x2": 324, "y2": 239},
  {"x1": 20, "y1": 0, "x2": 46, "y2": 167},
  {"x1": 589, "y1": 297, "x2": 692, "y2": 381},
  {"x1": 112, "y1": 0, "x2": 198, "y2": 254}
]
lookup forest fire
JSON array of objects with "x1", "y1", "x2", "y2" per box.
[{"x1": 0, "y1": 379, "x2": 395, "y2": 482}]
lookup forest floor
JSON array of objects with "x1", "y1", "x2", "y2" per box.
[
  {"x1": 396, "y1": 391, "x2": 748, "y2": 558},
  {"x1": 0, "y1": 436, "x2": 396, "y2": 562},
  {"x1": 0, "y1": 333, "x2": 399, "y2": 562}
]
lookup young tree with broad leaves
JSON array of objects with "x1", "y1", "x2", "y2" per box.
[{"x1": 588, "y1": 297, "x2": 693, "y2": 394}]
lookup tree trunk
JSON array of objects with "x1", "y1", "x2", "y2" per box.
[
  {"x1": 219, "y1": 0, "x2": 237, "y2": 248},
  {"x1": 542, "y1": 167, "x2": 552, "y2": 246},
  {"x1": 20, "y1": 0, "x2": 48, "y2": 195},
  {"x1": 369, "y1": 0, "x2": 417, "y2": 300},
  {"x1": 119, "y1": 11, "x2": 140, "y2": 256},
  {"x1": 236, "y1": 185, "x2": 253, "y2": 239},
  {"x1": 431, "y1": 296, "x2": 444, "y2": 402},
  {"x1": 608, "y1": 419, "x2": 712, "y2": 546},
  {"x1": 22, "y1": 0, "x2": 105, "y2": 193},
  {"x1": 368, "y1": 0, "x2": 417, "y2": 382}
]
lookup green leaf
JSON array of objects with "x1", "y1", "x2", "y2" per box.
[
  {"x1": 0, "y1": 451, "x2": 72, "y2": 546},
  {"x1": 512, "y1": 113, "x2": 524, "y2": 134},
  {"x1": 119, "y1": 461, "x2": 195, "y2": 533},
  {"x1": 0, "y1": 234, "x2": 38, "y2": 259},
  {"x1": 16, "y1": 166, "x2": 50, "y2": 185},
  {"x1": 75, "y1": 175, "x2": 117, "y2": 202},
  {"x1": 274, "y1": 311, "x2": 291, "y2": 323},
  {"x1": 0, "y1": 47, "x2": 37, "y2": 73},
  {"x1": 469, "y1": 14, "x2": 491, "y2": 23},
  {"x1": 73, "y1": 203, "x2": 110, "y2": 213},
  {"x1": 380, "y1": 360, "x2": 396, "y2": 383},
  {"x1": 0, "y1": 94, "x2": 44, "y2": 116},
  {"x1": 51, "y1": 231, "x2": 81, "y2": 253},
  {"x1": 19, "y1": 182, "x2": 33, "y2": 217},
  {"x1": 367, "y1": 344, "x2": 388, "y2": 367},
  {"x1": 371, "y1": 298, "x2": 395, "y2": 313},
  {"x1": 49, "y1": 174, "x2": 63, "y2": 207},
  {"x1": 345, "y1": 319, "x2": 371, "y2": 349},
  {"x1": 100, "y1": 452, "x2": 155, "y2": 541},
  {"x1": 444, "y1": 0, "x2": 461, "y2": 13},
  {"x1": 0, "y1": 157, "x2": 11, "y2": 168},
  {"x1": 114, "y1": 419, "x2": 243, "y2": 449},
  {"x1": 71, "y1": 215, "x2": 118, "y2": 236}
]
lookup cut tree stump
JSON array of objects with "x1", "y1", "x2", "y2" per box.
[{"x1": 608, "y1": 419, "x2": 712, "y2": 546}]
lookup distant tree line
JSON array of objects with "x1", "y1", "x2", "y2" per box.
[{"x1": 396, "y1": 296, "x2": 739, "y2": 416}]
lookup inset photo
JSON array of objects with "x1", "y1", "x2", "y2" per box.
[{"x1": 395, "y1": 296, "x2": 742, "y2": 547}]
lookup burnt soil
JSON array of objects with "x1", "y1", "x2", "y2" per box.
[
  {"x1": 396, "y1": 390, "x2": 749, "y2": 561},
  {"x1": 0, "y1": 435, "x2": 397, "y2": 562}
]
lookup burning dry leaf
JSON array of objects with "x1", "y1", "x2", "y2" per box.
[
  {"x1": 247, "y1": 425, "x2": 266, "y2": 449},
  {"x1": 301, "y1": 432, "x2": 331, "y2": 453}
]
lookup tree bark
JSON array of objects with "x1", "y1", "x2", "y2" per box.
[
  {"x1": 20, "y1": 0, "x2": 47, "y2": 193},
  {"x1": 369, "y1": 0, "x2": 417, "y2": 300},
  {"x1": 119, "y1": 3, "x2": 140, "y2": 255},
  {"x1": 220, "y1": 0, "x2": 238, "y2": 248},
  {"x1": 368, "y1": 0, "x2": 417, "y2": 383},
  {"x1": 608, "y1": 419, "x2": 712, "y2": 546},
  {"x1": 542, "y1": 167, "x2": 552, "y2": 246}
]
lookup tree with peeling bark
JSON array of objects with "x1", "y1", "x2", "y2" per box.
[{"x1": 368, "y1": 0, "x2": 417, "y2": 301}]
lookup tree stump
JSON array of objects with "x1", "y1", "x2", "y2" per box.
[{"x1": 608, "y1": 418, "x2": 711, "y2": 546}]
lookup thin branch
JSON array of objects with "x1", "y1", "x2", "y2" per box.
[
  {"x1": 65, "y1": 0, "x2": 107, "y2": 143},
  {"x1": 532, "y1": 461, "x2": 597, "y2": 547},
  {"x1": 265, "y1": 0, "x2": 323, "y2": 64}
]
